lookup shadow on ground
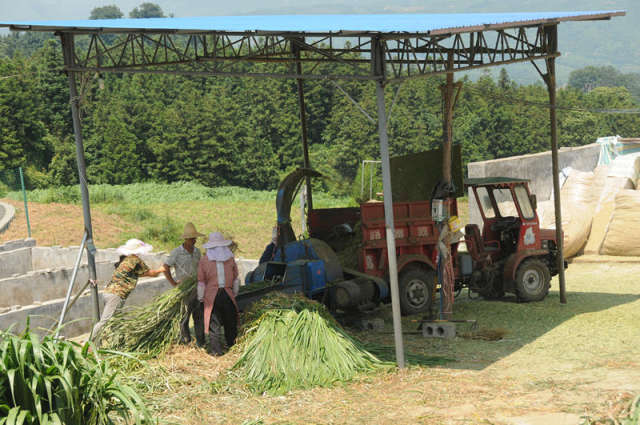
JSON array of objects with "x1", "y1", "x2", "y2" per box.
[{"x1": 351, "y1": 287, "x2": 640, "y2": 371}]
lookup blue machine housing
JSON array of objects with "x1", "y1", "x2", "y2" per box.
[{"x1": 246, "y1": 240, "x2": 332, "y2": 298}]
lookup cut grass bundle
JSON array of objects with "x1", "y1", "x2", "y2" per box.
[
  {"x1": 101, "y1": 277, "x2": 196, "y2": 358},
  {"x1": 233, "y1": 295, "x2": 392, "y2": 395},
  {"x1": 0, "y1": 328, "x2": 153, "y2": 425}
]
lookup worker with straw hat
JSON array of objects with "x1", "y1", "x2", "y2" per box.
[
  {"x1": 92, "y1": 239, "x2": 164, "y2": 344},
  {"x1": 163, "y1": 222, "x2": 206, "y2": 346},
  {"x1": 197, "y1": 231, "x2": 240, "y2": 355}
]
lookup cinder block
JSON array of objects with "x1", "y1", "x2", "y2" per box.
[
  {"x1": 421, "y1": 322, "x2": 456, "y2": 339},
  {"x1": 354, "y1": 318, "x2": 385, "y2": 331}
]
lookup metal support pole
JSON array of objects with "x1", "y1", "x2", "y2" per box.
[
  {"x1": 55, "y1": 231, "x2": 88, "y2": 338},
  {"x1": 372, "y1": 37, "x2": 405, "y2": 368},
  {"x1": 543, "y1": 26, "x2": 567, "y2": 304},
  {"x1": 61, "y1": 33, "x2": 101, "y2": 321},
  {"x1": 18, "y1": 167, "x2": 31, "y2": 238},
  {"x1": 437, "y1": 52, "x2": 458, "y2": 320},
  {"x1": 441, "y1": 53, "x2": 455, "y2": 186},
  {"x1": 292, "y1": 40, "x2": 313, "y2": 212}
]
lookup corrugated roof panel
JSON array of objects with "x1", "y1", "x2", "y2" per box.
[{"x1": 0, "y1": 11, "x2": 625, "y2": 35}]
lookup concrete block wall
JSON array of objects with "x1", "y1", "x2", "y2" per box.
[{"x1": 467, "y1": 143, "x2": 600, "y2": 226}]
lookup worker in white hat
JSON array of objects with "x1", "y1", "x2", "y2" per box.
[
  {"x1": 197, "y1": 231, "x2": 240, "y2": 355},
  {"x1": 92, "y1": 239, "x2": 164, "y2": 344},
  {"x1": 163, "y1": 222, "x2": 205, "y2": 345}
]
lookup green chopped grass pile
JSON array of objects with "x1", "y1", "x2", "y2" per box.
[
  {"x1": 232, "y1": 293, "x2": 392, "y2": 395},
  {"x1": 0, "y1": 328, "x2": 153, "y2": 425},
  {"x1": 100, "y1": 277, "x2": 196, "y2": 358}
]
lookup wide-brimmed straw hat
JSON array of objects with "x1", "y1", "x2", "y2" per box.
[
  {"x1": 202, "y1": 232, "x2": 232, "y2": 249},
  {"x1": 181, "y1": 222, "x2": 204, "y2": 239},
  {"x1": 116, "y1": 239, "x2": 153, "y2": 256}
]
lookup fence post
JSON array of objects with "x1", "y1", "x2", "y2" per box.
[{"x1": 18, "y1": 167, "x2": 32, "y2": 238}]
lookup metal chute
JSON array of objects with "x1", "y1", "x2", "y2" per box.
[{"x1": 275, "y1": 168, "x2": 323, "y2": 249}]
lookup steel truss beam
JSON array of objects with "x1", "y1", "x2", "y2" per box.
[{"x1": 64, "y1": 24, "x2": 558, "y2": 81}]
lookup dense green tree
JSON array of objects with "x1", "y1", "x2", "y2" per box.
[
  {"x1": 129, "y1": 3, "x2": 165, "y2": 18},
  {"x1": 1, "y1": 34, "x2": 639, "y2": 195},
  {"x1": 89, "y1": 5, "x2": 124, "y2": 20}
]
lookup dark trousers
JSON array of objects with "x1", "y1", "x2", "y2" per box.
[
  {"x1": 208, "y1": 289, "x2": 238, "y2": 355},
  {"x1": 181, "y1": 290, "x2": 205, "y2": 346}
]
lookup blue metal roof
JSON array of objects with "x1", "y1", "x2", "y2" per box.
[{"x1": 0, "y1": 11, "x2": 625, "y2": 35}]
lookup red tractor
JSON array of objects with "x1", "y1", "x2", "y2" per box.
[
  {"x1": 461, "y1": 177, "x2": 564, "y2": 302},
  {"x1": 246, "y1": 170, "x2": 564, "y2": 317},
  {"x1": 308, "y1": 176, "x2": 564, "y2": 314}
]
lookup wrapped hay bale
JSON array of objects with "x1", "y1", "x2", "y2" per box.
[
  {"x1": 601, "y1": 190, "x2": 640, "y2": 256},
  {"x1": 584, "y1": 176, "x2": 635, "y2": 254},
  {"x1": 537, "y1": 200, "x2": 555, "y2": 228},
  {"x1": 552, "y1": 170, "x2": 596, "y2": 258}
]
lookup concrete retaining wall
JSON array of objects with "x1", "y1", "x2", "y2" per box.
[
  {"x1": 0, "y1": 247, "x2": 32, "y2": 279},
  {"x1": 31, "y1": 246, "x2": 168, "y2": 271},
  {"x1": 0, "y1": 262, "x2": 116, "y2": 309},
  {"x1": 0, "y1": 238, "x2": 35, "y2": 253},
  {"x1": 0, "y1": 202, "x2": 16, "y2": 234},
  {"x1": 467, "y1": 143, "x2": 600, "y2": 226},
  {"x1": 0, "y1": 276, "x2": 173, "y2": 338}
]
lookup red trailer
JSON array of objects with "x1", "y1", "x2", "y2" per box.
[{"x1": 309, "y1": 177, "x2": 563, "y2": 316}]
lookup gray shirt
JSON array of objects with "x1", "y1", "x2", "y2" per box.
[{"x1": 165, "y1": 244, "x2": 201, "y2": 282}]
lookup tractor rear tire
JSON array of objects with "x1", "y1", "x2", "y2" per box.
[
  {"x1": 514, "y1": 258, "x2": 550, "y2": 302},
  {"x1": 398, "y1": 266, "x2": 435, "y2": 316}
]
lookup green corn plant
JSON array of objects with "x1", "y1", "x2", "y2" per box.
[{"x1": 0, "y1": 328, "x2": 154, "y2": 425}]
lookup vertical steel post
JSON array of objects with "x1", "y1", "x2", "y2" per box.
[
  {"x1": 441, "y1": 52, "x2": 455, "y2": 186},
  {"x1": 372, "y1": 37, "x2": 405, "y2": 368},
  {"x1": 292, "y1": 39, "x2": 313, "y2": 212},
  {"x1": 18, "y1": 167, "x2": 31, "y2": 238},
  {"x1": 61, "y1": 33, "x2": 101, "y2": 321},
  {"x1": 543, "y1": 26, "x2": 567, "y2": 304}
]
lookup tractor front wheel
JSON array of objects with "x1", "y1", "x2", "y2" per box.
[
  {"x1": 514, "y1": 258, "x2": 550, "y2": 302},
  {"x1": 398, "y1": 266, "x2": 435, "y2": 315}
]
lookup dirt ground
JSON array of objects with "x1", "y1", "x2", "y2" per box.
[
  {"x1": 130, "y1": 262, "x2": 640, "y2": 425},
  {"x1": 0, "y1": 199, "x2": 131, "y2": 248}
]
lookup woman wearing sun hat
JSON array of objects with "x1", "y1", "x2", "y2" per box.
[
  {"x1": 197, "y1": 232, "x2": 240, "y2": 355},
  {"x1": 91, "y1": 239, "x2": 165, "y2": 343}
]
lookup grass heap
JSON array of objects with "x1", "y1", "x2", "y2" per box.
[
  {"x1": 101, "y1": 277, "x2": 197, "y2": 358},
  {"x1": 233, "y1": 293, "x2": 392, "y2": 395},
  {"x1": 0, "y1": 328, "x2": 153, "y2": 425}
]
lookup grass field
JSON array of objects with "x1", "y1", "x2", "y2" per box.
[{"x1": 1, "y1": 182, "x2": 467, "y2": 258}]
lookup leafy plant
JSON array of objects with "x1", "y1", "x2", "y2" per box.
[
  {"x1": 233, "y1": 295, "x2": 393, "y2": 395},
  {"x1": 0, "y1": 328, "x2": 154, "y2": 425},
  {"x1": 101, "y1": 277, "x2": 196, "y2": 358}
]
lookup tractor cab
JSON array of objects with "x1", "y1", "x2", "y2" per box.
[
  {"x1": 463, "y1": 177, "x2": 560, "y2": 301},
  {"x1": 466, "y1": 177, "x2": 541, "y2": 261}
]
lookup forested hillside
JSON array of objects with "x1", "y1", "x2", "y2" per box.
[{"x1": 1, "y1": 22, "x2": 639, "y2": 195}]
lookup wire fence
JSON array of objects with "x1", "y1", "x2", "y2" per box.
[{"x1": 0, "y1": 167, "x2": 32, "y2": 238}]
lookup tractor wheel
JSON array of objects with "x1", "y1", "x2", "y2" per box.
[
  {"x1": 514, "y1": 258, "x2": 550, "y2": 302},
  {"x1": 398, "y1": 266, "x2": 435, "y2": 315}
]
